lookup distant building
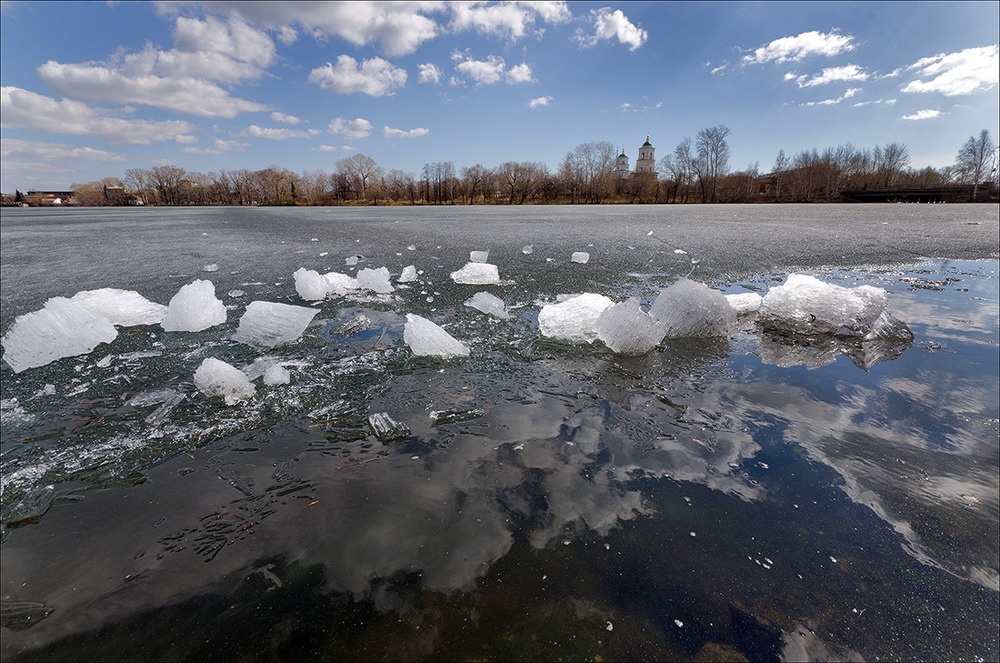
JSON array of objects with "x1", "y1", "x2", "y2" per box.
[{"x1": 613, "y1": 135, "x2": 656, "y2": 178}]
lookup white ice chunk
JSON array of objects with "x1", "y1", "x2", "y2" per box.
[
  {"x1": 522, "y1": 245, "x2": 533, "y2": 255},
  {"x1": 322, "y1": 271, "x2": 360, "y2": 296},
  {"x1": 571, "y1": 252, "x2": 590, "y2": 264},
  {"x1": 194, "y1": 357, "x2": 255, "y2": 405},
  {"x1": 759, "y1": 274, "x2": 910, "y2": 338},
  {"x1": 465, "y1": 292, "x2": 510, "y2": 319},
  {"x1": 263, "y1": 363, "x2": 291, "y2": 386},
  {"x1": 2, "y1": 297, "x2": 118, "y2": 373},
  {"x1": 69, "y1": 288, "x2": 168, "y2": 326},
  {"x1": 233, "y1": 301, "x2": 318, "y2": 348},
  {"x1": 160, "y1": 280, "x2": 227, "y2": 332},
  {"x1": 403, "y1": 314, "x2": 470, "y2": 358},
  {"x1": 537, "y1": 293, "x2": 613, "y2": 344},
  {"x1": 356, "y1": 267, "x2": 394, "y2": 293},
  {"x1": 649, "y1": 278, "x2": 736, "y2": 337},
  {"x1": 398, "y1": 265, "x2": 418, "y2": 283},
  {"x1": 293, "y1": 268, "x2": 329, "y2": 302},
  {"x1": 450, "y1": 262, "x2": 500, "y2": 285},
  {"x1": 595, "y1": 298, "x2": 668, "y2": 354},
  {"x1": 203, "y1": 264, "x2": 219, "y2": 272},
  {"x1": 345, "y1": 255, "x2": 362, "y2": 266},
  {"x1": 726, "y1": 292, "x2": 763, "y2": 316},
  {"x1": 470, "y1": 250, "x2": 489, "y2": 263}
]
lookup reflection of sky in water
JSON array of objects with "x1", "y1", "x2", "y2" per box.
[{"x1": 1, "y1": 259, "x2": 997, "y2": 661}]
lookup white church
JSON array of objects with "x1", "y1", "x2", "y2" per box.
[{"x1": 612, "y1": 135, "x2": 656, "y2": 178}]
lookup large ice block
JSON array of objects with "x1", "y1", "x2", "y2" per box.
[
  {"x1": 69, "y1": 288, "x2": 168, "y2": 326},
  {"x1": 293, "y1": 268, "x2": 329, "y2": 301},
  {"x1": 450, "y1": 262, "x2": 500, "y2": 285},
  {"x1": 356, "y1": 267, "x2": 394, "y2": 294},
  {"x1": 322, "y1": 271, "x2": 360, "y2": 296},
  {"x1": 537, "y1": 293, "x2": 613, "y2": 343},
  {"x1": 160, "y1": 280, "x2": 226, "y2": 332},
  {"x1": 759, "y1": 274, "x2": 912, "y2": 339},
  {"x1": 193, "y1": 357, "x2": 255, "y2": 405},
  {"x1": 232, "y1": 301, "x2": 318, "y2": 348},
  {"x1": 403, "y1": 314, "x2": 470, "y2": 358},
  {"x1": 464, "y1": 292, "x2": 510, "y2": 319},
  {"x1": 649, "y1": 278, "x2": 736, "y2": 337},
  {"x1": 725, "y1": 292, "x2": 763, "y2": 317},
  {"x1": 595, "y1": 298, "x2": 668, "y2": 354},
  {"x1": 2, "y1": 297, "x2": 118, "y2": 373}
]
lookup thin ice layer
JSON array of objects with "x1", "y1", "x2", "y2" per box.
[
  {"x1": 193, "y1": 357, "x2": 255, "y2": 405},
  {"x1": 160, "y1": 280, "x2": 226, "y2": 332},
  {"x1": 759, "y1": 273, "x2": 910, "y2": 339},
  {"x1": 69, "y1": 288, "x2": 168, "y2": 326},
  {"x1": 537, "y1": 293, "x2": 613, "y2": 344},
  {"x1": 2, "y1": 297, "x2": 118, "y2": 373},
  {"x1": 232, "y1": 301, "x2": 318, "y2": 348},
  {"x1": 649, "y1": 278, "x2": 736, "y2": 338},
  {"x1": 403, "y1": 314, "x2": 470, "y2": 358},
  {"x1": 595, "y1": 298, "x2": 668, "y2": 354}
]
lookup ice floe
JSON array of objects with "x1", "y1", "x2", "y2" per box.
[{"x1": 233, "y1": 301, "x2": 318, "y2": 348}]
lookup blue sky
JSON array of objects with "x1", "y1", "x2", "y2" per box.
[{"x1": 2, "y1": 1, "x2": 998, "y2": 192}]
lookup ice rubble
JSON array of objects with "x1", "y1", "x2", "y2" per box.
[
  {"x1": 649, "y1": 278, "x2": 736, "y2": 338},
  {"x1": 69, "y1": 289, "x2": 168, "y2": 326},
  {"x1": 759, "y1": 274, "x2": 912, "y2": 340},
  {"x1": 595, "y1": 298, "x2": 668, "y2": 355},
  {"x1": 356, "y1": 267, "x2": 394, "y2": 294},
  {"x1": 2, "y1": 297, "x2": 118, "y2": 373},
  {"x1": 464, "y1": 292, "x2": 510, "y2": 319},
  {"x1": 538, "y1": 293, "x2": 613, "y2": 343},
  {"x1": 232, "y1": 301, "x2": 318, "y2": 348},
  {"x1": 194, "y1": 357, "x2": 255, "y2": 405},
  {"x1": 160, "y1": 280, "x2": 226, "y2": 332},
  {"x1": 404, "y1": 314, "x2": 470, "y2": 358},
  {"x1": 451, "y1": 262, "x2": 501, "y2": 285}
]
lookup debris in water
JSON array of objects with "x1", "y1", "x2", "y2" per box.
[
  {"x1": 430, "y1": 408, "x2": 486, "y2": 425},
  {"x1": 368, "y1": 412, "x2": 410, "y2": 441}
]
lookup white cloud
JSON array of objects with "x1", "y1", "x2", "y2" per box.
[
  {"x1": 183, "y1": 138, "x2": 247, "y2": 154},
  {"x1": 506, "y1": 62, "x2": 535, "y2": 83},
  {"x1": 37, "y1": 60, "x2": 269, "y2": 118},
  {"x1": 315, "y1": 145, "x2": 338, "y2": 152},
  {"x1": 743, "y1": 30, "x2": 855, "y2": 65},
  {"x1": 418, "y1": 62, "x2": 442, "y2": 84},
  {"x1": 800, "y1": 87, "x2": 862, "y2": 107},
  {"x1": 271, "y1": 112, "x2": 304, "y2": 125},
  {"x1": 902, "y1": 45, "x2": 999, "y2": 96},
  {"x1": 794, "y1": 64, "x2": 869, "y2": 87},
  {"x1": 307, "y1": 55, "x2": 407, "y2": 96},
  {"x1": 901, "y1": 109, "x2": 943, "y2": 121},
  {"x1": 163, "y1": 1, "x2": 442, "y2": 57},
  {"x1": 383, "y1": 125, "x2": 429, "y2": 138},
  {"x1": 0, "y1": 86, "x2": 196, "y2": 143},
  {"x1": 451, "y1": 53, "x2": 534, "y2": 85},
  {"x1": 0, "y1": 138, "x2": 125, "y2": 162},
  {"x1": 528, "y1": 96, "x2": 553, "y2": 108},
  {"x1": 328, "y1": 117, "x2": 373, "y2": 140},
  {"x1": 241, "y1": 125, "x2": 319, "y2": 139},
  {"x1": 448, "y1": 1, "x2": 571, "y2": 40},
  {"x1": 574, "y1": 7, "x2": 647, "y2": 51},
  {"x1": 853, "y1": 98, "x2": 897, "y2": 107}
]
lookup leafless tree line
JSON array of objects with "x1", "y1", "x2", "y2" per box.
[{"x1": 70, "y1": 128, "x2": 996, "y2": 206}]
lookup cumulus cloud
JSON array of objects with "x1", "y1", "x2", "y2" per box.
[
  {"x1": 528, "y1": 96, "x2": 553, "y2": 108},
  {"x1": 183, "y1": 138, "x2": 248, "y2": 154},
  {"x1": 574, "y1": 7, "x2": 647, "y2": 51},
  {"x1": 383, "y1": 125, "x2": 429, "y2": 139},
  {"x1": 418, "y1": 62, "x2": 442, "y2": 84},
  {"x1": 793, "y1": 64, "x2": 870, "y2": 87},
  {"x1": 0, "y1": 86, "x2": 196, "y2": 143},
  {"x1": 0, "y1": 138, "x2": 125, "y2": 162},
  {"x1": 901, "y1": 109, "x2": 943, "y2": 121},
  {"x1": 448, "y1": 1, "x2": 571, "y2": 40},
  {"x1": 452, "y1": 53, "x2": 535, "y2": 85},
  {"x1": 307, "y1": 55, "x2": 407, "y2": 96},
  {"x1": 271, "y1": 112, "x2": 304, "y2": 125},
  {"x1": 241, "y1": 125, "x2": 320, "y2": 139},
  {"x1": 901, "y1": 45, "x2": 999, "y2": 96},
  {"x1": 743, "y1": 30, "x2": 855, "y2": 65},
  {"x1": 328, "y1": 117, "x2": 373, "y2": 140},
  {"x1": 800, "y1": 87, "x2": 862, "y2": 107}
]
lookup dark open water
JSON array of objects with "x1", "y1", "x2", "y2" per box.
[{"x1": 1, "y1": 205, "x2": 997, "y2": 661}]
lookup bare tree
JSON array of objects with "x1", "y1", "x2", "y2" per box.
[
  {"x1": 559, "y1": 141, "x2": 616, "y2": 204},
  {"x1": 772, "y1": 149, "x2": 789, "y2": 201},
  {"x1": 956, "y1": 129, "x2": 995, "y2": 199},
  {"x1": 696, "y1": 125, "x2": 731, "y2": 203},
  {"x1": 337, "y1": 153, "x2": 382, "y2": 202}
]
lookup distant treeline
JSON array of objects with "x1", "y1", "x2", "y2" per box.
[{"x1": 42, "y1": 127, "x2": 1000, "y2": 206}]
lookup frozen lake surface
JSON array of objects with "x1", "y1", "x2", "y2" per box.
[{"x1": 1, "y1": 205, "x2": 998, "y2": 661}]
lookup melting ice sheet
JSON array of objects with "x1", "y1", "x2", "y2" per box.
[{"x1": 0, "y1": 258, "x2": 997, "y2": 663}]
